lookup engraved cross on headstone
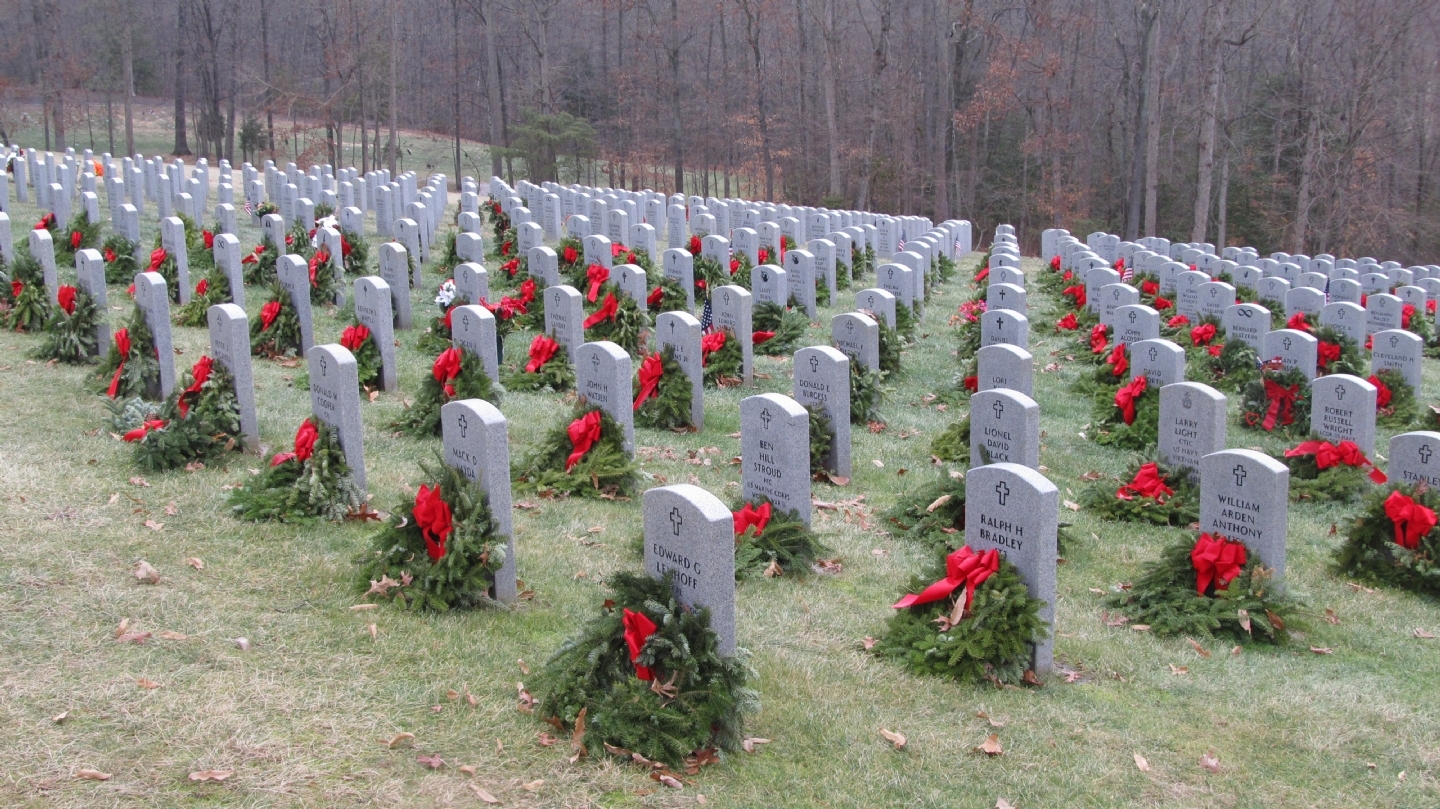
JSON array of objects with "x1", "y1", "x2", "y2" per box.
[
  {"x1": 1283, "y1": 336, "x2": 1293, "y2": 351},
  {"x1": 669, "y1": 507, "x2": 684, "y2": 535},
  {"x1": 1334, "y1": 384, "x2": 1346, "y2": 401},
  {"x1": 760, "y1": 407, "x2": 772, "y2": 428},
  {"x1": 995, "y1": 481, "x2": 1010, "y2": 505},
  {"x1": 1421, "y1": 445, "x2": 1433, "y2": 464},
  {"x1": 809, "y1": 355, "x2": 819, "y2": 372},
  {"x1": 457, "y1": 413, "x2": 468, "y2": 438},
  {"x1": 1233, "y1": 465, "x2": 1247, "y2": 486},
  {"x1": 993, "y1": 399, "x2": 1005, "y2": 419}
]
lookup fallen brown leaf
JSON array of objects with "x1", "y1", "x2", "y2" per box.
[
  {"x1": 1310, "y1": 646, "x2": 1334, "y2": 655},
  {"x1": 468, "y1": 784, "x2": 500, "y2": 804},
  {"x1": 1130, "y1": 624, "x2": 1151, "y2": 632},
  {"x1": 116, "y1": 631, "x2": 151, "y2": 644},
  {"x1": 184, "y1": 557, "x2": 204, "y2": 570},
  {"x1": 537, "y1": 732, "x2": 558, "y2": 747},
  {"x1": 415, "y1": 753, "x2": 445, "y2": 770},
  {"x1": 1324, "y1": 608, "x2": 1340, "y2": 625},
  {"x1": 1236, "y1": 609, "x2": 1252, "y2": 634},
  {"x1": 763, "y1": 558, "x2": 783, "y2": 578},
  {"x1": 163, "y1": 503, "x2": 178, "y2": 516},
  {"x1": 1199, "y1": 750, "x2": 1221, "y2": 773},
  {"x1": 997, "y1": 800, "x2": 1016, "y2": 809},
  {"x1": 861, "y1": 636, "x2": 878, "y2": 650},
  {"x1": 516, "y1": 683, "x2": 536, "y2": 713},
  {"x1": 741, "y1": 737, "x2": 771, "y2": 753},
  {"x1": 133, "y1": 560, "x2": 160, "y2": 584},
  {"x1": 521, "y1": 780, "x2": 544, "y2": 791},
  {"x1": 816, "y1": 558, "x2": 844, "y2": 574},
  {"x1": 1415, "y1": 628, "x2": 1436, "y2": 639},
  {"x1": 384, "y1": 732, "x2": 415, "y2": 748},
  {"x1": 188, "y1": 770, "x2": 233, "y2": 782},
  {"x1": 1079, "y1": 470, "x2": 1104, "y2": 481},
  {"x1": 75, "y1": 769, "x2": 111, "y2": 781},
  {"x1": 52, "y1": 711, "x2": 69, "y2": 723},
  {"x1": 977, "y1": 711, "x2": 1005, "y2": 727},
  {"x1": 159, "y1": 630, "x2": 188, "y2": 641},
  {"x1": 569, "y1": 707, "x2": 588, "y2": 763},
  {"x1": 1265, "y1": 609, "x2": 1285, "y2": 631},
  {"x1": 129, "y1": 477, "x2": 150, "y2": 487},
  {"x1": 1062, "y1": 500, "x2": 1080, "y2": 512},
  {"x1": 926, "y1": 494, "x2": 952, "y2": 513},
  {"x1": 1186, "y1": 637, "x2": 1211, "y2": 658},
  {"x1": 880, "y1": 728, "x2": 907, "y2": 749},
  {"x1": 1134, "y1": 753, "x2": 1151, "y2": 772},
  {"x1": 458, "y1": 765, "x2": 476, "y2": 775},
  {"x1": 976, "y1": 734, "x2": 1003, "y2": 756},
  {"x1": 136, "y1": 678, "x2": 161, "y2": 689},
  {"x1": 142, "y1": 520, "x2": 164, "y2": 531}
]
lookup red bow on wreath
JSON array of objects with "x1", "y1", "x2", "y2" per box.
[
  {"x1": 622, "y1": 608, "x2": 659, "y2": 681},
  {"x1": 106, "y1": 328, "x2": 132, "y2": 398},
  {"x1": 1153, "y1": 297, "x2": 1173, "y2": 311},
  {"x1": 1106, "y1": 342, "x2": 1128, "y2": 377},
  {"x1": 566, "y1": 410, "x2": 603, "y2": 472},
  {"x1": 1384, "y1": 490, "x2": 1437, "y2": 550},
  {"x1": 1284, "y1": 440, "x2": 1388, "y2": 484},
  {"x1": 1190, "y1": 323, "x2": 1216, "y2": 347},
  {"x1": 757, "y1": 248, "x2": 770, "y2": 265},
  {"x1": 177, "y1": 355, "x2": 214, "y2": 417},
  {"x1": 701, "y1": 331, "x2": 726, "y2": 366},
  {"x1": 57, "y1": 285, "x2": 77, "y2": 316},
  {"x1": 1191, "y1": 533, "x2": 1247, "y2": 595},
  {"x1": 104, "y1": 247, "x2": 118, "y2": 263},
  {"x1": 753, "y1": 330, "x2": 775, "y2": 346},
  {"x1": 1286, "y1": 312, "x2": 1312, "y2": 332},
  {"x1": 1142, "y1": 280, "x2": 1159, "y2": 296},
  {"x1": 432, "y1": 347, "x2": 462, "y2": 397},
  {"x1": 646, "y1": 286, "x2": 664, "y2": 307},
  {"x1": 1117, "y1": 462, "x2": 1173, "y2": 502},
  {"x1": 309, "y1": 249, "x2": 331, "y2": 287},
  {"x1": 562, "y1": 245, "x2": 579, "y2": 264},
  {"x1": 122, "y1": 418, "x2": 168, "y2": 442},
  {"x1": 1064, "y1": 284, "x2": 1087, "y2": 309},
  {"x1": 260, "y1": 300, "x2": 281, "y2": 330},
  {"x1": 891, "y1": 546, "x2": 1000, "y2": 617},
  {"x1": 688, "y1": 235, "x2": 702, "y2": 255},
  {"x1": 1089, "y1": 323, "x2": 1109, "y2": 354},
  {"x1": 414, "y1": 483, "x2": 454, "y2": 561},
  {"x1": 733, "y1": 501, "x2": 772, "y2": 537},
  {"x1": 526, "y1": 335, "x2": 559, "y2": 373},
  {"x1": 1317, "y1": 341, "x2": 1341, "y2": 371},
  {"x1": 34, "y1": 212, "x2": 53, "y2": 230},
  {"x1": 1049, "y1": 255, "x2": 1061, "y2": 271},
  {"x1": 519, "y1": 278, "x2": 537, "y2": 305},
  {"x1": 585, "y1": 264, "x2": 609, "y2": 302},
  {"x1": 271, "y1": 419, "x2": 318, "y2": 466},
  {"x1": 1167, "y1": 314, "x2": 1189, "y2": 327},
  {"x1": 70, "y1": 230, "x2": 82, "y2": 249},
  {"x1": 1114, "y1": 375, "x2": 1148, "y2": 425},
  {"x1": 149, "y1": 247, "x2": 167, "y2": 271},
  {"x1": 1368, "y1": 374, "x2": 1393, "y2": 409},
  {"x1": 973, "y1": 266, "x2": 989, "y2": 284},
  {"x1": 633, "y1": 352, "x2": 664, "y2": 411},
  {"x1": 202, "y1": 230, "x2": 214, "y2": 250},
  {"x1": 583, "y1": 292, "x2": 619, "y2": 329},
  {"x1": 340, "y1": 324, "x2": 370, "y2": 352},
  {"x1": 1056, "y1": 312, "x2": 1079, "y2": 331},
  {"x1": 1261, "y1": 377, "x2": 1300, "y2": 430}
]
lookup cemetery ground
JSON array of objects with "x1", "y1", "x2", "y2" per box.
[{"x1": 2, "y1": 205, "x2": 1440, "y2": 808}]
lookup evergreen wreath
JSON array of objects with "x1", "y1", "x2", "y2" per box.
[
  {"x1": 1091, "y1": 376, "x2": 1160, "y2": 451},
  {"x1": 229, "y1": 418, "x2": 364, "y2": 523},
  {"x1": 32, "y1": 211, "x2": 58, "y2": 238},
  {"x1": 535, "y1": 570, "x2": 758, "y2": 768},
  {"x1": 1313, "y1": 326, "x2": 1364, "y2": 377},
  {"x1": 1192, "y1": 339, "x2": 1259, "y2": 393},
  {"x1": 35, "y1": 285, "x2": 100, "y2": 363},
  {"x1": 339, "y1": 322, "x2": 384, "y2": 393},
  {"x1": 1239, "y1": 363, "x2": 1311, "y2": 437},
  {"x1": 417, "y1": 281, "x2": 467, "y2": 355},
  {"x1": 306, "y1": 247, "x2": 343, "y2": 305},
  {"x1": 701, "y1": 328, "x2": 743, "y2": 388},
  {"x1": 692, "y1": 254, "x2": 728, "y2": 303},
  {"x1": 144, "y1": 246, "x2": 181, "y2": 301},
  {"x1": 853, "y1": 245, "x2": 876, "y2": 279},
  {"x1": 934, "y1": 252, "x2": 957, "y2": 284},
  {"x1": 930, "y1": 415, "x2": 970, "y2": 464},
  {"x1": 94, "y1": 307, "x2": 160, "y2": 400},
  {"x1": 174, "y1": 269, "x2": 233, "y2": 327},
  {"x1": 513, "y1": 404, "x2": 639, "y2": 498},
  {"x1": 1079, "y1": 461, "x2": 1199, "y2": 526},
  {"x1": 256, "y1": 201, "x2": 279, "y2": 217},
  {"x1": 495, "y1": 227, "x2": 517, "y2": 260},
  {"x1": 1283, "y1": 439, "x2": 1386, "y2": 503},
  {"x1": 968, "y1": 249, "x2": 992, "y2": 289},
  {"x1": 894, "y1": 300, "x2": 918, "y2": 341},
  {"x1": 556, "y1": 236, "x2": 584, "y2": 280},
  {"x1": 807, "y1": 403, "x2": 834, "y2": 479},
  {"x1": 1371, "y1": 368, "x2": 1418, "y2": 428},
  {"x1": 242, "y1": 238, "x2": 280, "y2": 286},
  {"x1": 286, "y1": 218, "x2": 310, "y2": 253},
  {"x1": 59, "y1": 210, "x2": 101, "y2": 262},
  {"x1": 881, "y1": 470, "x2": 968, "y2": 554},
  {"x1": 503, "y1": 334, "x2": 575, "y2": 392},
  {"x1": 249, "y1": 283, "x2": 304, "y2": 358},
  {"x1": 340, "y1": 228, "x2": 368, "y2": 275},
  {"x1": 873, "y1": 546, "x2": 1048, "y2": 685},
  {"x1": 1401, "y1": 301, "x2": 1434, "y2": 343},
  {"x1": 875, "y1": 318, "x2": 902, "y2": 375},
  {"x1": 727, "y1": 252, "x2": 754, "y2": 290},
  {"x1": 395, "y1": 346, "x2": 500, "y2": 437},
  {"x1": 649, "y1": 276, "x2": 688, "y2": 315},
  {"x1": 1071, "y1": 341, "x2": 1130, "y2": 397},
  {"x1": 849, "y1": 362, "x2": 884, "y2": 425},
  {"x1": 112, "y1": 357, "x2": 244, "y2": 472},
  {"x1": 731, "y1": 496, "x2": 828, "y2": 579},
  {"x1": 751, "y1": 301, "x2": 806, "y2": 356},
  {"x1": 313, "y1": 203, "x2": 335, "y2": 220},
  {"x1": 634, "y1": 346, "x2": 694, "y2": 430},
  {"x1": 952, "y1": 298, "x2": 984, "y2": 359},
  {"x1": 437, "y1": 230, "x2": 462, "y2": 272},
  {"x1": 583, "y1": 290, "x2": 648, "y2": 356},
  {"x1": 3, "y1": 247, "x2": 51, "y2": 332},
  {"x1": 813, "y1": 273, "x2": 831, "y2": 307},
  {"x1": 357, "y1": 458, "x2": 508, "y2": 611},
  {"x1": 1102, "y1": 533, "x2": 1299, "y2": 644},
  {"x1": 102, "y1": 235, "x2": 140, "y2": 283},
  {"x1": 1333, "y1": 484, "x2": 1440, "y2": 597}
]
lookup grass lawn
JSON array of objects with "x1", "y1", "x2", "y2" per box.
[{"x1": 1, "y1": 184, "x2": 1439, "y2": 809}]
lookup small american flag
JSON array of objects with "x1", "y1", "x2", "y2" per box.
[
  {"x1": 1119, "y1": 257, "x2": 1133, "y2": 282},
  {"x1": 896, "y1": 229, "x2": 907, "y2": 252},
  {"x1": 701, "y1": 299, "x2": 713, "y2": 331},
  {"x1": 243, "y1": 201, "x2": 255, "y2": 216}
]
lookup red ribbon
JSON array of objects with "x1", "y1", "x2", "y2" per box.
[
  {"x1": 1106, "y1": 342, "x2": 1129, "y2": 377},
  {"x1": 622, "y1": 608, "x2": 659, "y2": 680},
  {"x1": 1191, "y1": 533, "x2": 1247, "y2": 595},
  {"x1": 340, "y1": 324, "x2": 371, "y2": 352},
  {"x1": 1261, "y1": 377, "x2": 1299, "y2": 430},
  {"x1": 432, "y1": 347, "x2": 462, "y2": 384},
  {"x1": 562, "y1": 245, "x2": 579, "y2": 265},
  {"x1": 203, "y1": 230, "x2": 214, "y2": 250},
  {"x1": 583, "y1": 293, "x2": 619, "y2": 329},
  {"x1": 1090, "y1": 324, "x2": 1109, "y2": 354},
  {"x1": 973, "y1": 266, "x2": 989, "y2": 283},
  {"x1": 1049, "y1": 255, "x2": 1061, "y2": 271},
  {"x1": 1167, "y1": 314, "x2": 1189, "y2": 327},
  {"x1": 308, "y1": 249, "x2": 331, "y2": 287},
  {"x1": 526, "y1": 335, "x2": 559, "y2": 373},
  {"x1": 758, "y1": 248, "x2": 770, "y2": 264},
  {"x1": 701, "y1": 330, "x2": 726, "y2": 366},
  {"x1": 733, "y1": 502, "x2": 772, "y2": 537},
  {"x1": 753, "y1": 330, "x2": 775, "y2": 345},
  {"x1": 107, "y1": 329, "x2": 132, "y2": 398},
  {"x1": 1153, "y1": 297, "x2": 1173, "y2": 310},
  {"x1": 891, "y1": 546, "x2": 1000, "y2": 616},
  {"x1": 688, "y1": 235, "x2": 702, "y2": 255},
  {"x1": 293, "y1": 419, "x2": 318, "y2": 461},
  {"x1": 260, "y1": 300, "x2": 281, "y2": 330},
  {"x1": 414, "y1": 483, "x2": 454, "y2": 561},
  {"x1": 585, "y1": 264, "x2": 609, "y2": 302},
  {"x1": 57, "y1": 285, "x2": 76, "y2": 315},
  {"x1": 1141, "y1": 280, "x2": 1159, "y2": 296},
  {"x1": 1063, "y1": 284, "x2": 1087, "y2": 309},
  {"x1": 149, "y1": 247, "x2": 167, "y2": 271},
  {"x1": 1117, "y1": 462, "x2": 1173, "y2": 502},
  {"x1": 1056, "y1": 312, "x2": 1079, "y2": 331},
  {"x1": 1368, "y1": 374, "x2": 1393, "y2": 409},
  {"x1": 1384, "y1": 490, "x2": 1437, "y2": 550},
  {"x1": 1114, "y1": 375, "x2": 1147, "y2": 425},
  {"x1": 178, "y1": 355, "x2": 214, "y2": 417},
  {"x1": 69, "y1": 230, "x2": 82, "y2": 249},
  {"x1": 1286, "y1": 312, "x2": 1312, "y2": 332},
  {"x1": 1402, "y1": 303, "x2": 1416, "y2": 328},
  {"x1": 122, "y1": 419, "x2": 168, "y2": 442},
  {"x1": 647, "y1": 286, "x2": 664, "y2": 306},
  {"x1": 566, "y1": 410, "x2": 603, "y2": 471},
  {"x1": 611, "y1": 242, "x2": 625, "y2": 257},
  {"x1": 519, "y1": 278, "x2": 537, "y2": 305},
  {"x1": 633, "y1": 352, "x2": 664, "y2": 411},
  {"x1": 963, "y1": 375, "x2": 979, "y2": 392},
  {"x1": 1285, "y1": 440, "x2": 1388, "y2": 484},
  {"x1": 105, "y1": 247, "x2": 118, "y2": 263},
  {"x1": 1190, "y1": 323, "x2": 1216, "y2": 346},
  {"x1": 1317, "y1": 341, "x2": 1340, "y2": 371}
]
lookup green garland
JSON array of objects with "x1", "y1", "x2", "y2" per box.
[
  {"x1": 1403, "y1": 304, "x2": 1434, "y2": 343},
  {"x1": 1373, "y1": 367, "x2": 1418, "y2": 429},
  {"x1": 35, "y1": 288, "x2": 101, "y2": 363},
  {"x1": 357, "y1": 459, "x2": 507, "y2": 611},
  {"x1": 1079, "y1": 461, "x2": 1199, "y2": 526},
  {"x1": 243, "y1": 237, "x2": 280, "y2": 286},
  {"x1": 807, "y1": 404, "x2": 834, "y2": 478},
  {"x1": 112, "y1": 363, "x2": 244, "y2": 472},
  {"x1": 535, "y1": 571, "x2": 758, "y2": 768},
  {"x1": 3, "y1": 249, "x2": 51, "y2": 332},
  {"x1": 513, "y1": 404, "x2": 639, "y2": 498},
  {"x1": 634, "y1": 346, "x2": 694, "y2": 430},
  {"x1": 94, "y1": 307, "x2": 160, "y2": 400},
  {"x1": 752, "y1": 301, "x2": 807, "y2": 356},
  {"x1": 1285, "y1": 449, "x2": 1373, "y2": 503},
  {"x1": 814, "y1": 274, "x2": 831, "y2": 307},
  {"x1": 850, "y1": 362, "x2": 884, "y2": 424},
  {"x1": 287, "y1": 218, "x2": 310, "y2": 252},
  {"x1": 853, "y1": 245, "x2": 875, "y2": 279},
  {"x1": 502, "y1": 343, "x2": 575, "y2": 392},
  {"x1": 894, "y1": 299, "x2": 918, "y2": 340},
  {"x1": 702, "y1": 328, "x2": 744, "y2": 387},
  {"x1": 930, "y1": 416, "x2": 970, "y2": 464},
  {"x1": 149, "y1": 249, "x2": 180, "y2": 301},
  {"x1": 953, "y1": 309, "x2": 982, "y2": 360},
  {"x1": 733, "y1": 495, "x2": 828, "y2": 579},
  {"x1": 1102, "y1": 535, "x2": 1300, "y2": 644},
  {"x1": 881, "y1": 470, "x2": 968, "y2": 553},
  {"x1": 1333, "y1": 484, "x2": 1440, "y2": 596},
  {"x1": 228, "y1": 419, "x2": 364, "y2": 523},
  {"x1": 934, "y1": 253, "x2": 957, "y2": 284},
  {"x1": 1239, "y1": 365, "x2": 1312, "y2": 437},
  {"x1": 394, "y1": 349, "x2": 499, "y2": 437},
  {"x1": 174, "y1": 270, "x2": 233, "y2": 327},
  {"x1": 1091, "y1": 383, "x2": 1160, "y2": 451},
  {"x1": 1192, "y1": 339, "x2": 1259, "y2": 393},
  {"x1": 102, "y1": 235, "x2": 140, "y2": 284},
  {"x1": 873, "y1": 553, "x2": 1048, "y2": 685},
  {"x1": 249, "y1": 283, "x2": 304, "y2": 358},
  {"x1": 313, "y1": 203, "x2": 335, "y2": 220},
  {"x1": 584, "y1": 289, "x2": 648, "y2": 356}
]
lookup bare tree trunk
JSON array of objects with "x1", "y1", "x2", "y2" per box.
[
  {"x1": 122, "y1": 14, "x2": 135, "y2": 155},
  {"x1": 388, "y1": 5, "x2": 399, "y2": 175},
  {"x1": 1293, "y1": 111, "x2": 1322, "y2": 253},
  {"x1": 453, "y1": 0, "x2": 462, "y2": 184},
  {"x1": 1125, "y1": 1, "x2": 1158, "y2": 239},
  {"x1": 1191, "y1": 0, "x2": 1227, "y2": 242},
  {"x1": 1216, "y1": 145, "x2": 1231, "y2": 247},
  {"x1": 173, "y1": 0, "x2": 191, "y2": 156},
  {"x1": 931, "y1": 0, "x2": 950, "y2": 221},
  {"x1": 822, "y1": 0, "x2": 841, "y2": 199},
  {"x1": 856, "y1": 0, "x2": 893, "y2": 209},
  {"x1": 1142, "y1": 10, "x2": 1162, "y2": 236},
  {"x1": 482, "y1": 0, "x2": 504, "y2": 177}
]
